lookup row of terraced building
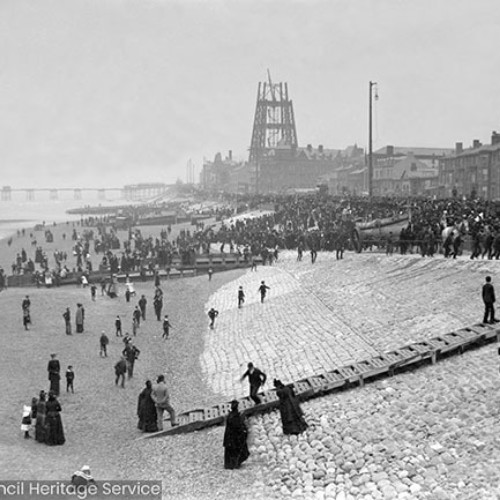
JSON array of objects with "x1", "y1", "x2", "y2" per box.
[{"x1": 201, "y1": 130, "x2": 500, "y2": 200}]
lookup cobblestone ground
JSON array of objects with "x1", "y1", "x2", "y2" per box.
[
  {"x1": 200, "y1": 251, "x2": 487, "y2": 399},
  {"x1": 248, "y1": 342, "x2": 500, "y2": 500}
]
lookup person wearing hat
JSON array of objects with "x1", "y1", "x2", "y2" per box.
[
  {"x1": 114, "y1": 356, "x2": 127, "y2": 388},
  {"x1": 223, "y1": 400, "x2": 250, "y2": 469},
  {"x1": 122, "y1": 342, "x2": 140, "y2": 379},
  {"x1": 258, "y1": 281, "x2": 270, "y2": 304},
  {"x1": 237, "y1": 286, "x2": 245, "y2": 309},
  {"x1": 22, "y1": 295, "x2": 31, "y2": 313},
  {"x1": 22, "y1": 295, "x2": 31, "y2": 330},
  {"x1": 208, "y1": 308, "x2": 219, "y2": 329},
  {"x1": 162, "y1": 315, "x2": 172, "y2": 339},
  {"x1": 151, "y1": 375, "x2": 177, "y2": 430},
  {"x1": 482, "y1": 276, "x2": 498, "y2": 324},
  {"x1": 115, "y1": 315, "x2": 122, "y2": 337},
  {"x1": 63, "y1": 307, "x2": 71, "y2": 335},
  {"x1": 45, "y1": 390, "x2": 65, "y2": 445},
  {"x1": 153, "y1": 287, "x2": 163, "y2": 321},
  {"x1": 100, "y1": 331, "x2": 109, "y2": 357},
  {"x1": 240, "y1": 362, "x2": 266, "y2": 405},
  {"x1": 75, "y1": 303, "x2": 85, "y2": 333},
  {"x1": 71, "y1": 465, "x2": 95, "y2": 486},
  {"x1": 47, "y1": 354, "x2": 61, "y2": 396},
  {"x1": 137, "y1": 380, "x2": 158, "y2": 433},
  {"x1": 138, "y1": 294, "x2": 147, "y2": 321},
  {"x1": 35, "y1": 390, "x2": 47, "y2": 443},
  {"x1": 273, "y1": 379, "x2": 308, "y2": 435}
]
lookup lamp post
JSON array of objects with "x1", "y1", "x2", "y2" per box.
[{"x1": 368, "y1": 81, "x2": 378, "y2": 198}]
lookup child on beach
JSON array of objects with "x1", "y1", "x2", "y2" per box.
[
  {"x1": 66, "y1": 366, "x2": 75, "y2": 393},
  {"x1": 21, "y1": 405, "x2": 32, "y2": 438}
]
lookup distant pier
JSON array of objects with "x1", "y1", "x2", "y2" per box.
[{"x1": 1, "y1": 183, "x2": 172, "y2": 202}]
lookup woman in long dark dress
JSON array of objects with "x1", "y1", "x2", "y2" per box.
[
  {"x1": 35, "y1": 391, "x2": 47, "y2": 443},
  {"x1": 137, "y1": 380, "x2": 158, "y2": 432},
  {"x1": 274, "y1": 379, "x2": 308, "y2": 435},
  {"x1": 223, "y1": 400, "x2": 250, "y2": 469},
  {"x1": 47, "y1": 354, "x2": 61, "y2": 396},
  {"x1": 45, "y1": 391, "x2": 65, "y2": 445}
]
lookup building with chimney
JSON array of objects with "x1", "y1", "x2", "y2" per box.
[
  {"x1": 200, "y1": 151, "x2": 250, "y2": 193},
  {"x1": 373, "y1": 145, "x2": 453, "y2": 197},
  {"x1": 438, "y1": 132, "x2": 500, "y2": 200},
  {"x1": 319, "y1": 145, "x2": 366, "y2": 195}
]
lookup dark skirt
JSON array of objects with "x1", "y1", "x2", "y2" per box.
[
  {"x1": 45, "y1": 413, "x2": 65, "y2": 445},
  {"x1": 137, "y1": 416, "x2": 158, "y2": 433},
  {"x1": 277, "y1": 387, "x2": 308, "y2": 435},
  {"x1": 223, "y1": 411, "x2": 250, "y2": 469},
  {"x1": 35, "y1": 415, "x2": 46, "y2": 443},
  {"x1": 137, "y1": 394, "x2": 158, "y2": 433},
  {"x1": 224, "y1": 443, "x2": 250, "y2": 470},
  {"x1": 49, "y1": 378, "x2": 60, "y2": 396}
]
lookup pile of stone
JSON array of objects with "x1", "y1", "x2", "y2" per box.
[{"x1": 247, "y1": 347, "x2": 500, "y2": 500}]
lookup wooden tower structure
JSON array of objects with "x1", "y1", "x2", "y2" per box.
[{"x1": 249, "y1": 71, "x2": 298, "y2": 165}]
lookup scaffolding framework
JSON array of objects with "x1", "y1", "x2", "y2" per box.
[{"x1": 249, "y1": 72, "x2": 298, "y2": 165}]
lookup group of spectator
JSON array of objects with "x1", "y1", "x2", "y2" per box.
[{"x1": 7, "y1": 193, "x2": 500, "y2": 288}]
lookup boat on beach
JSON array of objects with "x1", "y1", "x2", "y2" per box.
[{"x1": 352, "y1": 214, "x2": 410, "y2": 252}]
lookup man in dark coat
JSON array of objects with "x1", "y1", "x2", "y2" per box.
[
  {"x1": 133, "y1": 306, "x2": 142, "y2": 327},
  {"x1": 47, "y1": 354, "x2": 61, "y2": 396},
  {"x1": 75, "y1": 303, "x2": 85, "y2": 333},
  {"x1": 335, "y1": 232, "x2": 346, "y2": 259},
  {"x1": 100, "y1": 331, "x2": 109, "y2": 357},
  {"x1": 452, "y1": 233, "x2": 462, "y2": 259},
  {"x1": 238, "y1": 286, "x2": 245, "y2": 309},
  {"x1": 63, "y1": 308, "x2": 71, "y2": 335},
  {"x1": 223, "y1": 400, "x2": 250, "y2": 470},
  {"x1": 153, "y1": 288, "x2": 163, "y2": 321},
  {"x1": 114, "y1": 356, "x2": 127, "y2": 388},
  {"x1": 208, "y1": 308, "x2": 219, "y2": 329},
  {"x1": 483, "y1": 276, "x2": 498, "y2": 324},
  {"x1": 22, "y1": 295, "x2": 31, "y2": 330},
  {"x1": 122, "y1": 343, "x2": 140, "y2": 379},
  {"x1": 258, "y1": 281, "x2": 270, "y2": 303},
  {"x1": 115, "y1": 315, "x2": 122, "y2": 337},
  {"x1": 22, "y1": 295, "x2": 31, "y2": 312},
  {"x1": 138, "y1": 295, "x2": 147, "y2": 321},
  {"x1": 240, "y1": 362, "x2": 266, "y2": 404}
]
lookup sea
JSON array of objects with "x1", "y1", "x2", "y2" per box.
[{"x1": 0, "y1": 192, "x2": 124, "y2": 241}]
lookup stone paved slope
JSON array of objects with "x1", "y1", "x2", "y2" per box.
[{"x1": 200, "y1": 251, "x2": 486, "y2": 400}]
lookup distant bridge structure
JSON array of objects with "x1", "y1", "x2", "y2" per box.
[
  {"x1": 0, "y1": 184, "x2": 172, "y2": 202},
  {"x1": 122, "y1": 183, "x2": 171, "y2": 201}
]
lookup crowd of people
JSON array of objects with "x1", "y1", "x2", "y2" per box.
[
  {"x1": 8, "y1": 193, "x2": 500, "y2": 294},
  {"x1": 12, "y1": 190, "x2": 500, "y2": 480}
]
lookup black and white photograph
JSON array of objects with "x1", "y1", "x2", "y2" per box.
[{"x1": 1, "y1": 1, "x2": 500, "y2": 499}]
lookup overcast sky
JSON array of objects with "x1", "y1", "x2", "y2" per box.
[{"x1": 1, "y1": 0, "x2": 499, "y2": 188}]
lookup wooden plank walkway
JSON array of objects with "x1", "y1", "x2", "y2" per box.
[{"x1": 140, "y1": 322, "x2": 500, "y2": 439}]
